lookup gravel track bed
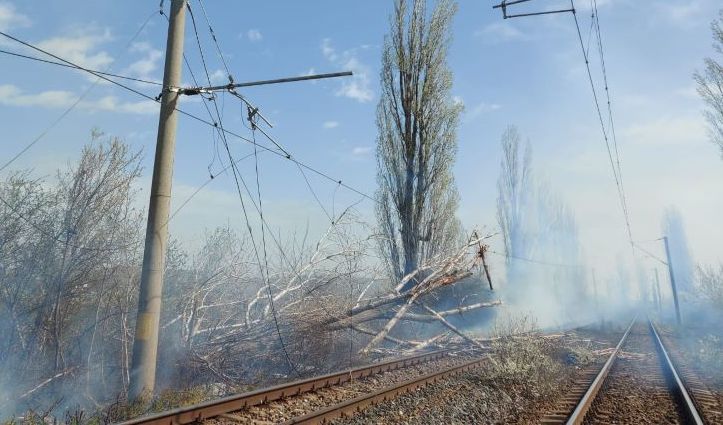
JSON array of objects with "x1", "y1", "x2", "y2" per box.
[
  {"x1": 205, "y1": 353, "x2": 475, "y2": 424},
  {"x1": 328, "y1": 327, "x2": 622, "y2": 424},
  {"x1": 583, "y1": 323, "x2": 687, "y2": 424},
  {"x1": 329, "y1": 365, "x2": 566, "y2": 424}
]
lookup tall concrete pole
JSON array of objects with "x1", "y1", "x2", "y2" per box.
[
  {"x1": 129, "y1": 0, "x2": 186, "y2": 401},
  {"x1": 662, "y1": 236, "x2": 682, "y2": 325},
  {"x1": 653, "y1": 268, "x2": 662, "y2": 312}
]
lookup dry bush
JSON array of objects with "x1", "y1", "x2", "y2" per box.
[
  {"x1": 696, "y1": 264, "x2": 723, "y2": 308},
  {"x1": 487, "y1": 314, "x2": 562, "y2": 397}
]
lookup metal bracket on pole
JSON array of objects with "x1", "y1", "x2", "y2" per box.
[
  {"x1": 492, "y1": 0, "x2": 574, "y2": 19},
  {"x1": 178, "y1": 71, "x2": 353, "y2": 95}
]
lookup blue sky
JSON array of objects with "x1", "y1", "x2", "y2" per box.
[{"x1": 1, "y1": 0, "x2": 722, "y2": 283}]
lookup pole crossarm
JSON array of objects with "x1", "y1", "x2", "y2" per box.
[
  {"x1": 492, "y1": 0, "x2": 574, "y2": 19},
  {"x1": 178, "y1": 71, "x2": 353, "y2": 95}
]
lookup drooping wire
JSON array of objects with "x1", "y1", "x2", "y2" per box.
[
  {"x1": 250, "y1": 121, "x2": 301, "y2": 377},
  {"x1": 296, "y1": 163, "x2": 334, "y2": 223},
  {"x1": 165, "y1": 151, "x2": 260, "y2": 225},
  {"x1": 631, "y1": 243, "x2": 668, "y2": 267},
  {"x1": 186, "y1": 3, "x2": 301, "y2": 376}
]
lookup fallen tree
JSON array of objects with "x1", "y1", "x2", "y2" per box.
[
  {"x1": 158, "y1": 216, "x2": 501, "y2": 386},
  {"x1": 326, "y1": 231, "x2": 501, "y2": 355}
]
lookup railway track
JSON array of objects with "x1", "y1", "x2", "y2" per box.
[
  {"x1": 540, "y1": 317, "x2": 706, "y2": 424},
  {"x1": 117, "y1": 349, "x2": 459, "y2": 425},
  {"x1": 656, "y1": 326, "x2": 723, "y2": 424},
  {"x1": 280, "y1": 355, "x2": 491, "y2": 424},
  {"x1": 120, "y1": 319, "x2": 717, "y2": 424}
]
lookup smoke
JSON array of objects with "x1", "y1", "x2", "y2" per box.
[
  {"x1": 495, "y1": 126, "x2": 595, "y2": 328},
  {"x1": 661, "y1": 206, "x2": 694, "y2": 294}
]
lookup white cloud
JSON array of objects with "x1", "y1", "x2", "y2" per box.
[
  {"x1": 124, "y1": 41, "x2": 163, "y2": 81},
  {"x1": 247, "y1": 29, "x2": 263, "y2": 42},
  {"x1": 323, "y1": 121, "x2": 339, "y2": 129},
  {"x1": 0, "y1": 84, "x2": 157, "y2": 115},
  {"x1": 321, "y1": 38, "x2": 337, "y2": 61},
  {"x1": 209, "y1": 69, "x2": 228, "y2": 84},
  {"x1": 351, "y1": 146, "x2": 373, "y2": 156},
  {"x1": 654, "y1": 0, "x2": 717, "y2": 27},
  {"x1": 0, "y1": 1, "x2": 29, "y2": 31},
  {"x1": 673, "y1": 86, "x2": 700, "y2": 100},
  {"x1": 36, "y1": 28, "x2": 114, "y2": 70},
  {"x1": 474, "y1": 22, "x2": 525, "y2": 42},
  {"x1": 624, "y1": 115, "x2": 707, "y2": 147},
  {"x1": 321, "y1": 38, "x2": 373, "y2": 103},
  {"x1": 465, "y1": 101, "x2": 501, "y2": 121}
]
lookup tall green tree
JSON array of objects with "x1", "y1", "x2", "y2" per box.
[{"x1": 375, "y1": 0, "x2": 462, "y2": 291}]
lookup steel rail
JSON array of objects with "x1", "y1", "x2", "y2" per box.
[
  {"x1": 565, "y1": 315, "x2": 637, "y2": 425},
  {"x1": 115, "y1": 350, "x2": 449, "y2": 425},
  {"x1": 281, "y1": 355, "x2": 491, "y2": 425},
  {"x1": 649, "y1": 320, "x2": 704, "y2": 425},
  {"x1": 564, "y1": 316, "x2": 704, "y2": 425}
]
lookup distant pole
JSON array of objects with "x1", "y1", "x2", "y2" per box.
[
  {"x1": 662, "y1": 236, "x2": 682, "y2": 325},
  {"x1": 591, "y1": 268, "x2": 602, "y2": 326},
  {"x1": 129, "y1": 0, "x2": 186, "y2": 401},
  {"x1": 653, "y1": 268, "x2": 662, "y2": 312},
  {"x1": 591, "y1": 268, "x2": 599, "y2": 310}
]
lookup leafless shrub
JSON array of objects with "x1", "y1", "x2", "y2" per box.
[
  {"x1": 696, "y1": 264, "x2": 723, "y2": 308},
  {"x1": 487, "y1": 314, "x2": 562, "y2": 397}
]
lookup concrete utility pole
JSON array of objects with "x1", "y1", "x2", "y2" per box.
[
  {"x1": 662, "y1": 236, "x2": 682, "y2": 325},
  {"x1": 129, "y1": 0, "x2": 186, "y2": 401},
  {"x1": 591, "y1": 268, "x2": 599, "y2": 312}
]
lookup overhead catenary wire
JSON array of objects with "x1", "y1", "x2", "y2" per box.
[
  {"x1": 631, "y1": 242, "x2": 668, "y2": 266},
  {"x1": 591, "y1": 0, "x2": 630, "y2": 239},
  {"x1": 0, "y1": 8, "x2": 160, "y2": 253},
  {"x1": 570, "y1": 0, "x2": 634, "y2": 245},
  {"x1": 490, "y1": 0, "x2": 636, "y2": 248},
  {"x1": 196, "y1": 0, "x2": 233, "y2": 82},
  {"x1": 488, "y1": 250, "x2": 588, "y2": 270},
  {"x1": 0, "y1": 29, "x2": 376, "y2": 206},
  {"x1": 0, "y1": 49, "x2": 163, "y2": 86},
  {"x1": 0, "y1": 10, "x2": 159, "y2": 174}
]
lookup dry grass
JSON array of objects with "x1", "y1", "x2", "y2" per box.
[
  {"x1": 3, "y1": 386, "x2": 221, "y2": 425},
  {"x1": 487, "y1": 314, "x2": 564, "y2": 397}
]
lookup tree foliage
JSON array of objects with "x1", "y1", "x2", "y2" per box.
[
  {"x1": 695, "y1": 10, "x2": 723, "y2": 156},
  {"x1": 375, "y1": 0, "x2": 463, "y2": 290}
]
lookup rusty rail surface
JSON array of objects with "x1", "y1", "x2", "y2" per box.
[
  {"x1": 116, "y1": 349, "x2": 450, "y2": 425},
  {"x1": 281, "y1": 355, "x2": 491, "y2": 424},
  {"x1": 563, "y1": 316, "x2": 636, "y2": 425}
]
